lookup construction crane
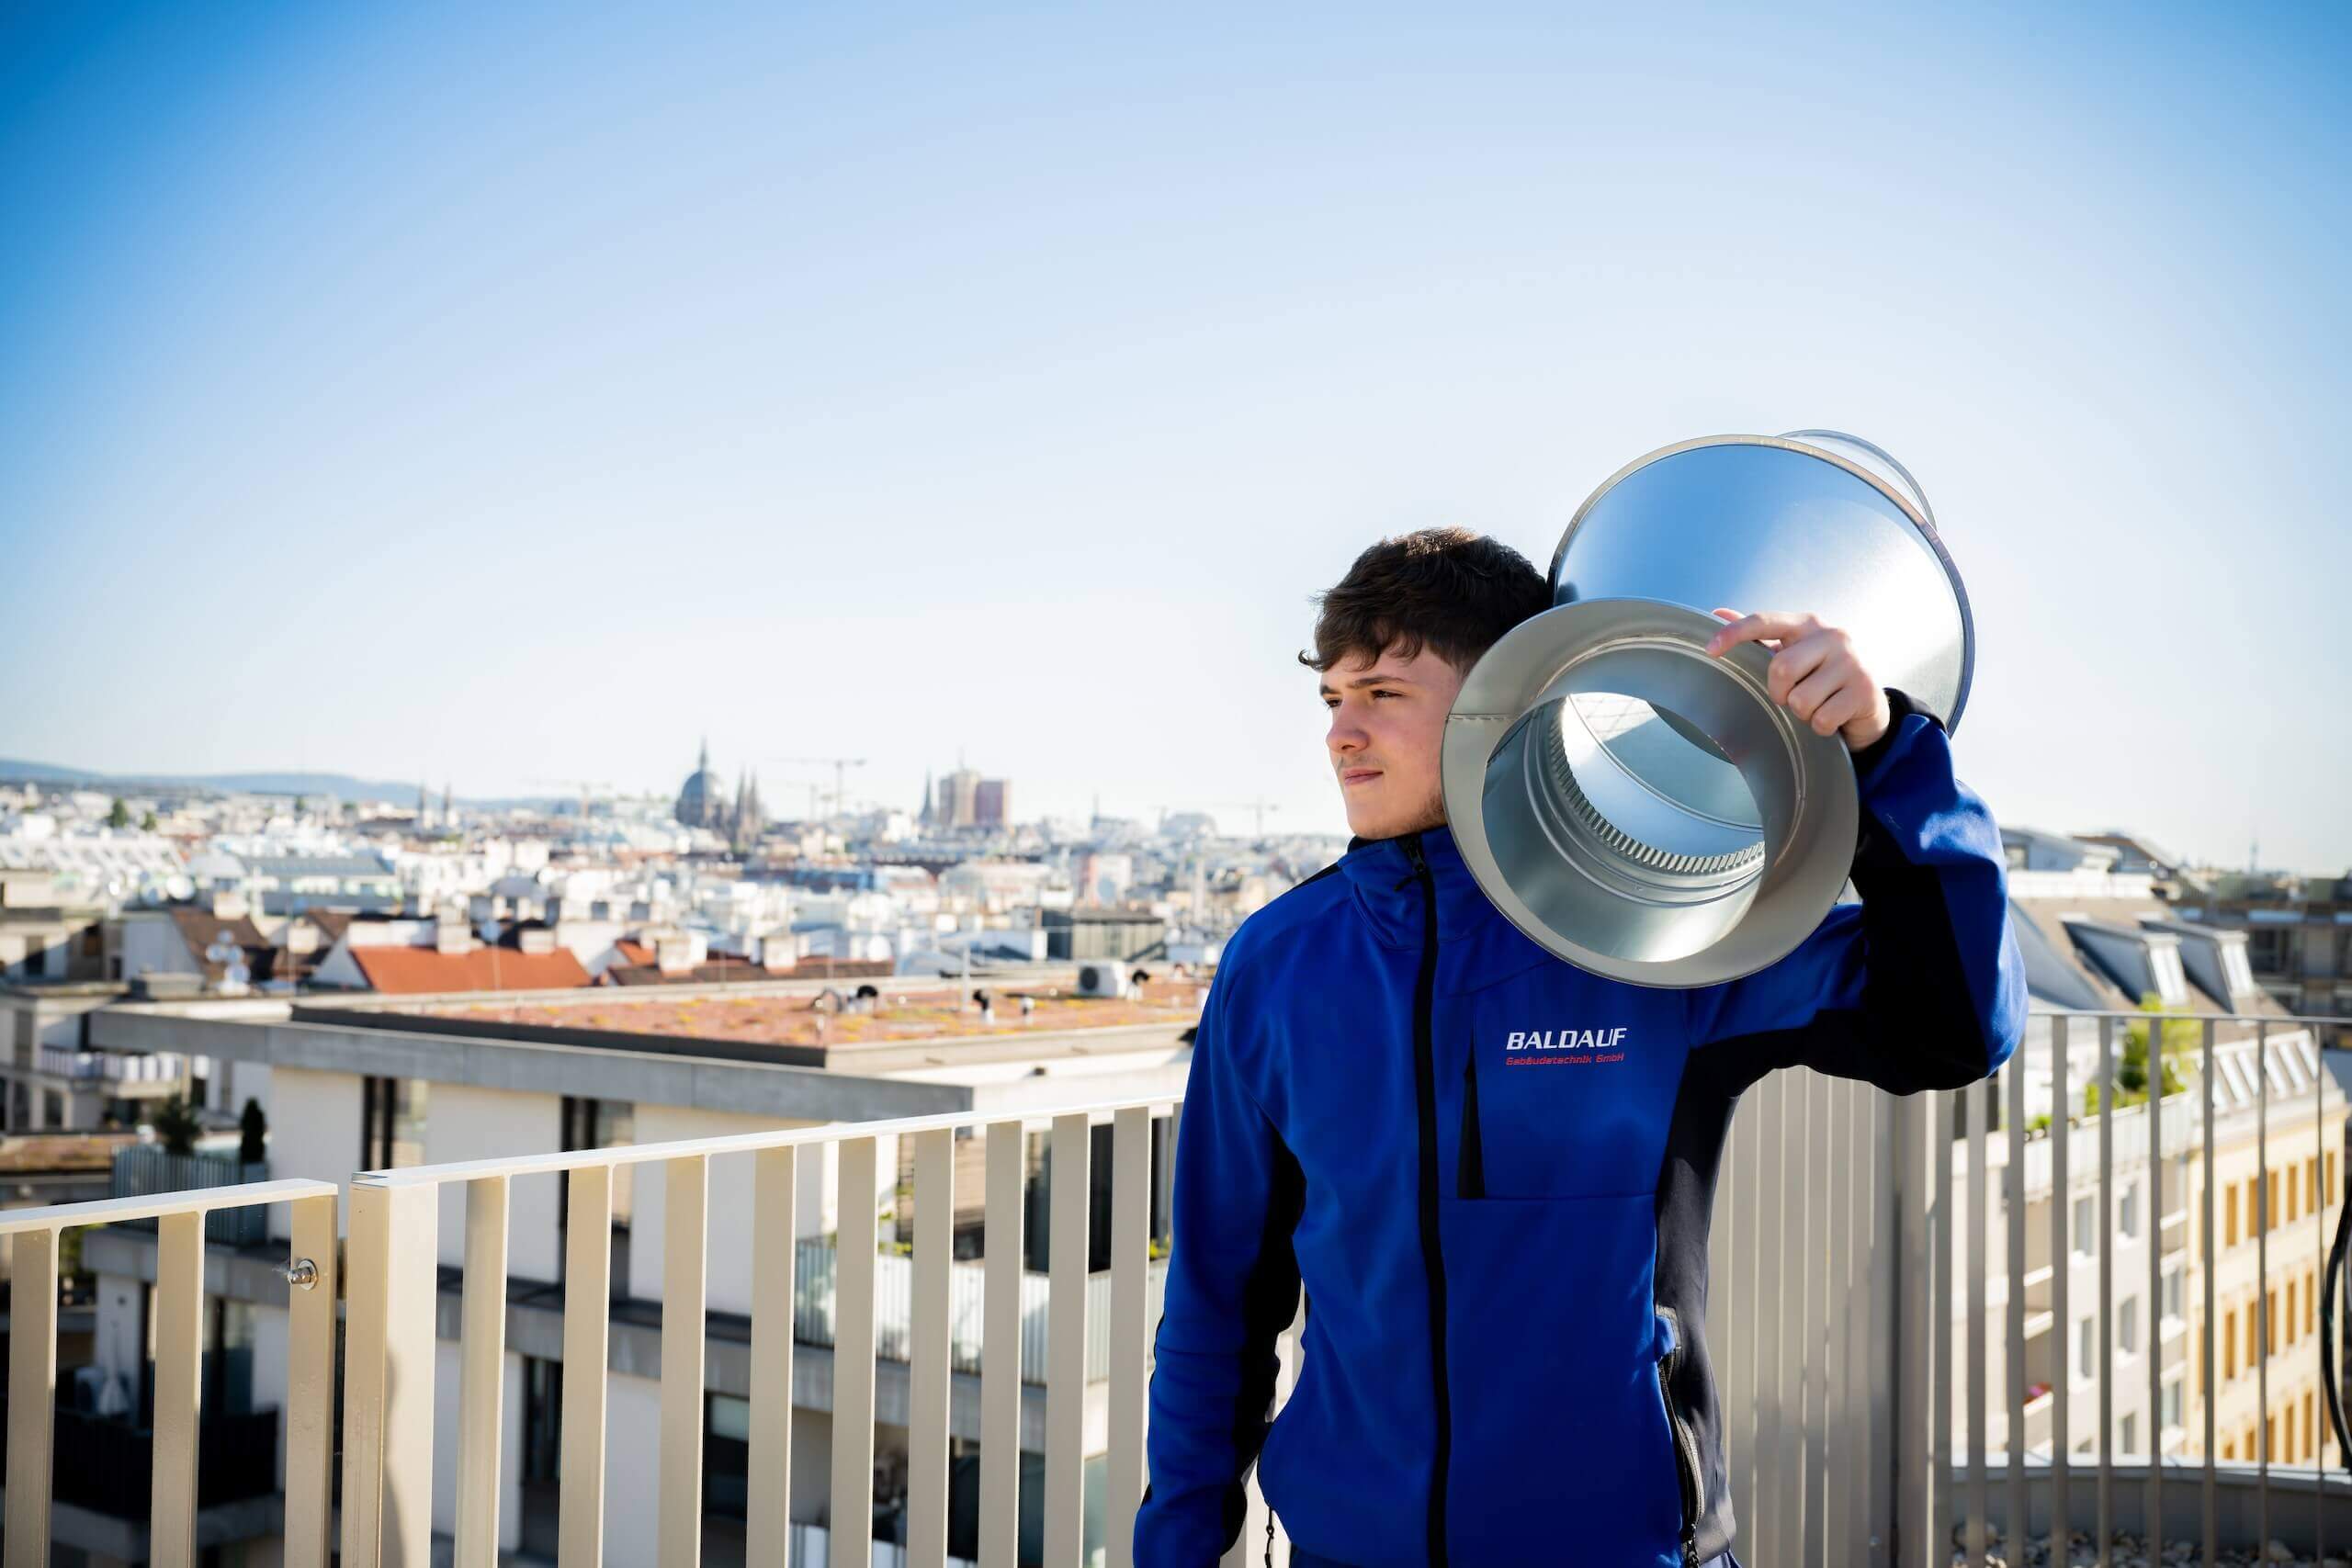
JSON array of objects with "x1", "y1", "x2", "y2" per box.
[
  {"x1": 1204, "y1": 798, "x2": 1284, "y2": 840},
  {"x1": 774, "y1": 757, "x2": 867, "y2": 820}
]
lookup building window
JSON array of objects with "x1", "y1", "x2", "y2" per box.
[
  {"x1": 2120, "y1": 1180, "x2": 2140, "y2": 1240},
  {"x1": 2120, "y1": 1297, "x2": 2140, "y2": 1357},
  {"x1": 2330, "y1": 1151, "x2": 2340, "y2": 1204},
  {"x1": 361, "y1": 1077, "x2": 428, "y2": 1170},
  {"x1": 2289, "y1": 1171, "x2": 2301, "y2": 1224},
  {"x1": 2306, "y1": 1392, "x2": 2317, "y2": 1462},
  {"x1": 2077, "y1": 1315, "x2": 2097, "y2": 1374},
  {"x1": 2309, "y1": 1269, "x2": 2319, "y2": 1336},
  {"x1": 2162, "y1": 1267, "x2": 2184, "y2": 1323},
  {"x1": 2310, "y1": 1157, "x2": 2322, "y2": 1213},
  {"x1": 2287, "y1": 1280, "x2": 2299, "y2": 1345},
  {"x1": 2270, "y1": 1171, "x2": 2282, "y2": 1231},
  {"x1": 705, "y1": 1393, "x2": 751, "y2": 1520},
  {"x1": 2267, "y1": 1289, "x2": 2278, "y2": 1352},
  {"x1": 2227, "y1": 1186, "x2": 2240, "y2": 1249},
  {"x1": 2074, "y1": 1196, "x2": 2097, "y2": 1258},
  {"x1": 560, "y1": 1096, "x2": 637, "y2": 1240},
  {"x1": 2120, "y1": 1412, "x2": 2138, "y2": 1456},
  {"x1": 2247, "y1": 1303, "x2": 2259, "y2": 1366},
  {"x1": 2162, "y1": 1379, "x2": 2184, "y2": 1431},
  {"x1": 2224, "y1": 1438, "x2": 2237, "y2": 1461},
  {"x1": 2225, "y1": 1308, "x2": 2238, "y2": 1379}
]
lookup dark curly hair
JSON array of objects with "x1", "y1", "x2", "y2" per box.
[{"x1": 1299, "y1": 526, "x2": 1551, "y2": 675}]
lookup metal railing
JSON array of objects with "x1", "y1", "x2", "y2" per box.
[
  {"x1": 35, "y1": 1044, "x2": 184, "y2": 1083},
  {"x1": 337, "y1": 1100, "x2": 1169, "y2": 1568},
  {"x1": 110, "y1": 1146, "x2": 271, "y2": 1245},
  {"x1": 0, "y1": 1177, "x2": 337, "y2": 1568},
  {"x1": 1914, "y1": 1010, "x2": 2352, "y2": 1567},
  {"x1": 791, "y1": 1235, "x2": 1170, "y2": 1386},
  {"x1": 5, "y1": 1009, "x2": 2345, "y2": 1567}
]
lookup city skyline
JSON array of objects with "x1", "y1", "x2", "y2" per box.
[{"x1": 4, "y1": 5, "x2": 2346, "y2": 867}]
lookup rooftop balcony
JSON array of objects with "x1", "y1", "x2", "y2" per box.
[{"x1": 3, "y1": 1008, "x2": 2350, "y2": 1567}]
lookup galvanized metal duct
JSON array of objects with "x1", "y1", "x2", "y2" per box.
[{"x1": 1443, "y1": 432, "x2": 1973, "y2": 987}]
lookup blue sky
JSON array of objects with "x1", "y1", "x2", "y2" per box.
[{"x1": 3, "y1": 3, "x2": 2346, "y2": 867}]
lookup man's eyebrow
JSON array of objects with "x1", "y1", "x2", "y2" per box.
[{"x1": 1317, "y1": 671, "x2": 1416, "y2": 694}]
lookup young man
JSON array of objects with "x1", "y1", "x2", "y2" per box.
[{"x1": 1133, "y1": 528, "x2": 2023, "y2": 1567}]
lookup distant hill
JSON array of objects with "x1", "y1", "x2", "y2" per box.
[{"x1": 0, "y1": 759, "x2": 560, "y2": 809}]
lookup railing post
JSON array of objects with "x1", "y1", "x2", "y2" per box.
[
  {"x1": 747, "y1": 1145, "x2": 799, "y2": 1568},
  {"x1": 832, "y1": 1137, "x2": 879, "y2": 1568},
  {"x1": 6, "y1": 1229, "x2": 59, "y2": 1568},
  {"x1": 341, "y1": 1179, "x2": 440, "y2": 1568},
  {"x1": 285, "y1": 1191, "x2": 341, "y2": 1568},
  {"x1": 455, "y1": 1176, "x2": 510, "y2": 1568},
  {"x1": 1893, "y1": 1087, "x2": 1934, "y2": 1567},
  {"x1": 1046, "y1": 1111, "x2": 1092, "y2": 1568}
]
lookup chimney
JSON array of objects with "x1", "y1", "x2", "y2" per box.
[
  {"x1": 210, "y1": 889, "x2": 250, "y2": 920},
  {"x1": 284, "y1": 921, "x2": 319, "y2": 956},
  {"x1": 656, "y1": 936, "x2": 695, "y2": 974},
  {"x1": 518, "y1": 926, "x2": 557, "y2": 956},
  {"x1": 435, "y1": 917, "x2": 474, "y2": 955}
]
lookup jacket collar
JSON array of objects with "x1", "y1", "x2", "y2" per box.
[{"x1": 1335, "y1": 823, "x2": 1501, "y2": 951}]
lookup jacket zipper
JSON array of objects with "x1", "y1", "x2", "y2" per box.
[
  {"x1": 1398, "y1": 833, "x2": 1452, "y2": 1567},
  {"x1": 1457, "y1": 1054, "x2": 1486, "y2": 1200},
  {"x1": 1656, "y1": 1305, "x2": 1702, "y2": 1568}
]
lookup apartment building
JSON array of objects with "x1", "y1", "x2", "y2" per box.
[
  {"x1": 68, "y1": 971, "x2": 1195, "y2": 1565},
  {"x1": 1960, "y1": 837, "x2": 2342, "y2": 1472}
]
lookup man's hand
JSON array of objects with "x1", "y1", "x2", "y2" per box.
[{"x1": 1702, "y1": 608, "x2": 1893, "y2": 752}]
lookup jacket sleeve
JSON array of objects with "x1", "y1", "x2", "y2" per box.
[
  {"x1": 1134, "y1": 961, "x2": 1305, "y2": 1567},
  {"x1": 1682, "y1": 689, "x2": 2027, "y2": 1094}
]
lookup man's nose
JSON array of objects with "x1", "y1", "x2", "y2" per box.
[{"x1": 1327, "y1": 712, "x2": 1367, "y2": 755}]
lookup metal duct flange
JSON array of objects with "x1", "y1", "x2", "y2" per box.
[{"x1": 1442, "y1": 597, "x2": 1860, "y2": 987}]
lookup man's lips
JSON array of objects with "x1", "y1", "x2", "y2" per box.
[{"x1": 1340, "y1": 768, "x2": 1384, "y2": 786}]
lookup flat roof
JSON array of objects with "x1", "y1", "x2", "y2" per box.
[{"x1": 287, "y1": 974, "x2": 1208, "y2": 1074}]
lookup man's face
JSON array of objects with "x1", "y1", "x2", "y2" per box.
[{"x1": 1321, "y1": 644, "x2": 1467, "y2": 841}]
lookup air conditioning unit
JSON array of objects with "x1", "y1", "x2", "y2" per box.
[{"x1": 1075, "y1": 961, "x2": 1129, "y2": 999}]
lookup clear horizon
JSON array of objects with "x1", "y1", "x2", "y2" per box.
[{"x1": 4, "y1": 5, "x2": 2346, "y2": 867}]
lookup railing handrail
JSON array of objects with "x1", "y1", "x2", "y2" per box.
[
  {"x1": 0, "y1": 1177, "x2": 334, "y2": 1235},
  {"x1": 2035, "y1": 1007, "x2": 2341, "y2": 1030},
  {"x1": 352, "y1": 1092, "x2": 1173, "y2": 1189}
]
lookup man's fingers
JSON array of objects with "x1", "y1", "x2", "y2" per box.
[
  {"x1": 1766, "y1": 635, "x2": 1836, "y2": 703},
  {"x1": 1783, "y1": 663, "x2": 1844, "y2": 724},
  {"x1": 1704, "y1": 609, "x2": 1815, "y2": 657}
]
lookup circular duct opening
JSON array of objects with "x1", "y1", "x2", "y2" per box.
[
  {"x1": 1478, "y1": 690, "x2": 1769, "y2": 967},
  {"x1": 1442, "y1": 597, "x2": 1859, "y2": 986}
]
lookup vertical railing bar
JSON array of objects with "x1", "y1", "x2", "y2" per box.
[
  {"x1": 456, "y1": 1176, "x2": 512, "y2": 1568},
  {"x1": 749, "y1": 1146, "x2": 798, "y2": 1568},
  {"x1": 1754, "y1": 1071, "x2": 1786, "y2": 1557},
  {"x1": 1806, "y1": 1070, "x2": 1831, "y2": 1567},
  {"x1": 2007, "y1": 1055, "x2": 2028, "y2": 1566},
  {"x1": 6, "y1": 1227, "x2": 59, "y2": 1568},
  {"x1": 2098, "y1": 1014, "x2": 2115, "y2": 1568},
  {"x1": 1108, "y1": 1107, "x2": 1152, "y2": 1568},
  {"x1": 1710, "y1": 1089, "x2": 1736, "y2": 1545},
  {"x1": 2148, "y1": 1013, "x2": 2165, "y2": 1555},
  {"x1": 1786, "y1": 1072, "x2": 1810, "y2": 1568},
  {"x1": 1871, "y1": 1086, "x2": 1909, "y2": 1561},
  {"x1": 1828, "y1": 1077, "x2": 1856, "y2": 1567},
  {"x1": 285, "y1": 1192, "x2": 339, "y2": 1568},
  {"x1": 2256, "y1": 1018, "x2": 2270, "y2": 1553},
  {"x1": 660, "y1": 1155, "x2": 709, "y2": 1568},
  {"x1": 1730, "y1": 1086, "x2": 1758, "y2": 1549},
  {"x1": 2315, "y1": 1015, "x2": 2329, "y2": 1564},
  {"x1": 1934, "y1": 1088, "x2": 1956, "y2": 1568},
  {"x1": 1896, "y1": 1089, "x2": 1931, "y2": 1568},
  {"x1": 152, "y1": 1210, "x2": 206, "y2": 1568},
  {"x1": 340, "y1": 1180, "x2": 437, "y2": 1568},
  {"x1": 1046, "y1": 1112, "x2": 1091, "y2": 1568},
  {"x1": 2053, "y1": 1016, "x2": 2072, "y2": 1551},
  {"x1": 910, "y1": 1128, "x2": 956, "y2": 1568},
  {"x1": 1967, "y1": 1073, "x2": 1990, "y2": 1567},
  {"x1": 560, "y1": 1164, "x2": 614, "y2": 1568},
  {"x1": 833, "y1": 1137, "x2": 880, "y2": 1568},
  {"x1": 2201, "y1": 1019, "x2": 2217, "y2": 1568},
  {"x1": 982, "y1": 1121, "x2": 1025, "y2": 1568}
]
